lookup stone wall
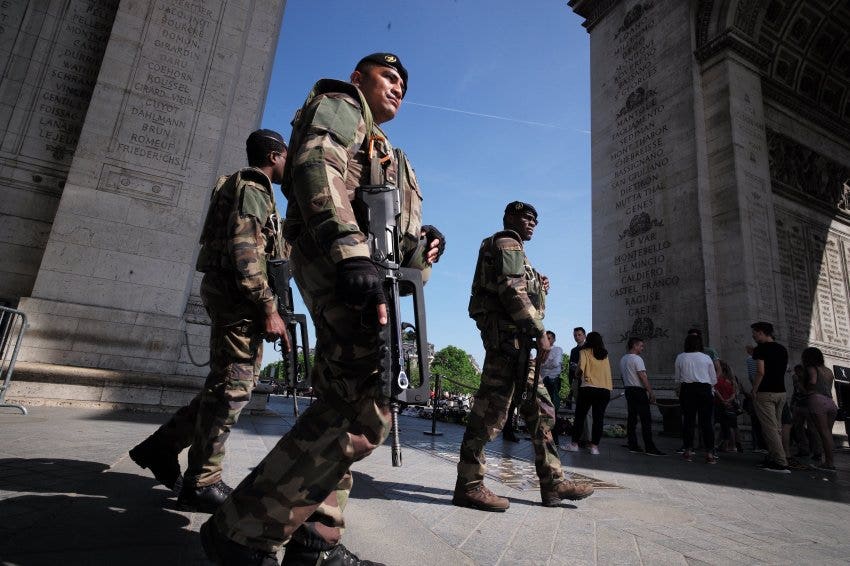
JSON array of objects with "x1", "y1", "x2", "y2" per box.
[
  {"x1": 2, "y1": 0, "x2": 285, "y2": 408},
  {"x1": 587, "y1": 0, "x2": 705, "y2": 375},
  {"x1": 0, "y1": 0, "x2": 117, "y2": 304}
]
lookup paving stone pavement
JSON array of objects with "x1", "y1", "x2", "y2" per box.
[{"x1": 0, "y1": 397, "x2": 847, "y2": 565}]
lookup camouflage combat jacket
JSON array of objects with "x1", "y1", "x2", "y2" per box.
[
  {"x1": 196, "y1": 167, "x2": 281, "y2": 317},
  {"x1": 281, "y1": 79, "x2": 428, "y2": 274},
  {"x1": 468, "y1": 229, "x2": 545, "y2": 337}
]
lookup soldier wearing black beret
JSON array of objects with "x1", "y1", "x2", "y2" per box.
[
  {"x1": 356, "y1": 52, "x2": 408, "y2": 97},
  {"x1": 456, "y1": 201, "x2": 594, "y2": 512},
  {"x1": 201, "y1": 53, "x2": 444, "y2": 566},
  {"x1": 504, "y1": 200, "x2": 538, "y2": 221}
]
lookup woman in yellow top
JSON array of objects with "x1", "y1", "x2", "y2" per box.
[{"x1": 564, "y1": 331, "x2": 613, "y2": 455}]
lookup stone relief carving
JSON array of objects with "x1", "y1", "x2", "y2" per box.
[
  {"x1": 766, "y1": 129, "x2": 850, "y2": 212},
  {"x1": 614, "y1": 2, "x2": 654, "y2": 39},
  {"x1": 616, "y1": 87, "x2": 657, "y2": 118},
  {"x1": 617, "y1": 316, "x2": 669, "y2": 343},
  {"x1": 619, "y1": 212, "x2": 664, "y2": 240}
]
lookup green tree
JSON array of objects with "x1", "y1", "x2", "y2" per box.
[
  {"x1": 261, "y1": 348, "x2": 314, "y2": 389},
  {"x1": 559, "y1": 352, "x2": 571, "y2": 401},
  {"x1": 431, "y1": 345, "x2": 480, "y2": 394}
]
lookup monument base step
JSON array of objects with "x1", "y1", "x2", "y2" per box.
[{"x1": 4, "y1": 362, "x2": 270, "y2": 414}]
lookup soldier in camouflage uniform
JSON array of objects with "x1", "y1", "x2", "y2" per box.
[
  {"x1": 201, "y1": 54, "x2": 444, "y2": 566},
  {"x1": 129, "y1": 130, "x2": 289, "y2": 514},
  {"x1": 453, "y1": 201, "x2": 595, "y2": 512}
]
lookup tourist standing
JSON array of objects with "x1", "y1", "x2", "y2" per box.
[
  {"x1": 620, "y1": 337, "x2": 663, "y2": 455},
  {"x1": 541, "y1": 330, "x2": 564, "y2": 414},
  {"x1": 714, "y1": 360, "x2": 740, "y2": 453},
  {"x1": 751, "y1": 321, "x2": 790, "y2": 473},
  {"x1": 801, "y1": 347, "x2": 839, "y2": 471},
  {"x1": 675, "y1": 333, "x2": 717, "y2": 464},
  {"x1": 565, "y1": 331, "x2": 613, "y2": 455}
]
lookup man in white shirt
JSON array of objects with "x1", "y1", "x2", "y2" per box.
[
  {"x1": 620, "y1": 337, "x2": 664, "y2": 455},
  {"x1": 541, "y1": 331, "x2": 564, "y2": 414}
]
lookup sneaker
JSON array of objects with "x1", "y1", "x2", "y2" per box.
[
  {"x1": 540, "y1": 480, "x2": 595, "y2": 506},
  {"x1": 761, "y1": 461, "x2": 791, "y2": 474},
  {"x1": 645, "y1": 448, "x2": 665, "y2": 456},
  {"x1": 786, "y1": 458, "x2": 809, "y2": 471},
  {"x1": 563, "y1": 442, "x2": 580, "y2": 453},
  {"x1": 178, "y1": 480, "x2": 233, "y2": 513},
  {"x1": 129, "y1": 437, "x2": 181, "y2": 490},
  {"x1": 706, "y1": 454, "x2": 717, "y2": 464},
  {"x1": 682, "y1": 450, "x2": 693, "y2": 462},
  {"x1": 626, "y1": 445, "x2": 644, "y2": 454},
  {"x1": 675, "y1": 447, "x2": 686, "y2": 454},
  {"x1": 452, "y1": 482, "x2": 510, "y2": 512},
  {"x1": 589, "y1": 445, "x2": 600, "y2": 455},
  {"x1": 754, "y1": 448, "x2": 768, "y2": 454},
  {"x1": 282, "y1": 539, "x2": 385, "y2": 566},
  {"x1": 815, "y1": 463, "x2": 836, "y2": 473},
  {"x1": 200, "y1": 519, "x2": 278, "y2": 566}
]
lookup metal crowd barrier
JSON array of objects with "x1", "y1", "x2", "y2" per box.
[{"x1": 0, "y1": 305, "x2": 28, "y2": 415}]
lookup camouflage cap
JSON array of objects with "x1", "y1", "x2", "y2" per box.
[
  {"x1": 356, "y1": 52, "x2": 408, "y2": 96},
  {"x1": 504, "y1": 201, "x2": 538, "y2": 221}
]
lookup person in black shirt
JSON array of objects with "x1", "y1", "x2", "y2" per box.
[{"x1": 751, "y1": 321, "x2": 790, "y2": 473}]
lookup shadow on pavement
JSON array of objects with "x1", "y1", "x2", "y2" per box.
[
  {"x1": 351, "y1": 470, "x2": 455, "y2": 506},
  {"x1": 0, "y1": 458, "x2": 204, "y2": 565}
]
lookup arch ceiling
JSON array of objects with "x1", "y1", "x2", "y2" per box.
[{"x1": 700, "y1": 0, "x2": 850, "y2": 127}]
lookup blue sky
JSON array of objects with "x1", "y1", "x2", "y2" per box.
[{"x1": 261, "y1": 0, "x2": 592, "y2": 367}]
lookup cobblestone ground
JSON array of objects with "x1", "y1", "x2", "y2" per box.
[{"x1": 0, "y1": 397, "x2": 847, "y2": 565}]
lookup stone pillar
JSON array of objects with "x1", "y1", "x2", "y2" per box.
[
  {"x1": 13, "y1": 0, "x2": 285, "y2": 383},
  {"x1": 697, "y1": 46, "x2": 785, "y2": 374},
  {"x1": 0, "y1": 0, "x2": 117, "y2": 305},
  {"x1": 572, "y1": 0, "x2": 707, "y2": 374}
]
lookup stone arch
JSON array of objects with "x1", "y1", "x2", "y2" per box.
[
  {"x1": 570, "y1": 0, "x2": 850, "y2": 388},
  {"x1": 696, "y1": 0, "x2": 850, "y2": 367}
]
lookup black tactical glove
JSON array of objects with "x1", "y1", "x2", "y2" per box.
[
  {"x1": 421, "y1": 224, "x2": 446, "y2": 262},
  {"x1": 335, "y1": 258, "x2": 386, "y2": 308}
]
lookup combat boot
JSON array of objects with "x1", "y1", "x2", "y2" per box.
[
  {"x1": 282, "y1": 539, "x2": 385, "y2": 566},
  {"x1": 178, "y1": 479, "x2": 232, "y2": 513},
  {"x1": 540, "y1": 480, "x2": 594, "y2": 507},
  {"x1": 200, "y1": 519, "x2": 278, "y2": 565},
  {"x1": 128, "y1": 437, "x2": 180, "y2": 490},
  {"x1": 502, "y1": 428, "x2": 521, "y2": 442},
  {"x1": 452, "y1": 481, "x2": 510, "y2": 512}
]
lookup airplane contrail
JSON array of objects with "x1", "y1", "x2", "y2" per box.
[{"x1": 404, "y1": 101, "x2": 589, "y2": 133}]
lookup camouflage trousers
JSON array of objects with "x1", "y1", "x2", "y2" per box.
[
  {"x1": 213, "y1": 243, "x2": 390, "y2": 554},
  {"x1": 457, "y1": 346, "x2": 564, "y2": 490},
  {"x1": 149, "y1": 274, "x2": 262, "y2": 487}
]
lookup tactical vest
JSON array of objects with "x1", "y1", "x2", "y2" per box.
[
  {"x1": 468, "y1": 230, "x2": 544, "y2": 324},
  {"x1": 196, "y1": 168, "x2": 280, "y2": 273},
  {"x1": 281, "y1": 79, "x2": 423, "y2": 262}
]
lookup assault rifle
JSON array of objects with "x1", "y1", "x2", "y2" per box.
[
  {"x1": 516, "y1": 334, "x2": 544, "y2": 435},
  {"x1": 267, "y1": 258, "x2": 311, "y2": 417},
  {"x1": 356, "y1": 183, "x2": 431, "y2": 467}
]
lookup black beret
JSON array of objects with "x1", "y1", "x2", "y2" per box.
[
  {"x1": 246, "y1": 129, "x2": 286, "y2": 152},
  {"x1": 356, "y1": 52, "x2": 408, "y2": 96},
  {"x1": 504, "y1": 201, "x2": 538, "y2": 220}
]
